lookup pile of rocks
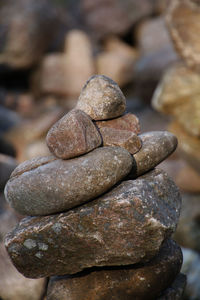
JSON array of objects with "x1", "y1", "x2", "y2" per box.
[{"x1": 4, "y1": 75, "x2": 186, "y2": 299}]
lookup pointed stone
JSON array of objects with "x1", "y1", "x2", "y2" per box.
[
  {"x1": 47, "y1": 239, "x2": 182, "y2": 300},
  {"x1": 46, "y1": 109, "x2": 102, "y2": 159},
  {"x1": 76, "y1": 75, "x2": 126, "y2": 120},
  {"x1": 99, "y1": 127, "x2": 142, "y2": 155},
  {"x1": 131, "y1": 131, "x2": 178, "y2": 177},
  {"x1": 5, "y1": 147, "x2": 133, "y2": 216},
  {"x1": 95, "y1": 113, "x2": 140, "y2": 134},
  {"x1": 5, "y1": 169, "x2": 181, "y2": 278}
]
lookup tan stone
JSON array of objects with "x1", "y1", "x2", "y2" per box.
[
  {"x1": 99, "y1": 127, "x2": 141, "y2": 154},
  {"x1": 76, "y1": 75, "x2": 126, "y2": 120},
  {"x1": 176, "y1": 164, "x2": 200, "y2": 193},
  {"x1": 47, "y1": 239, "x2": 182, "y2": 300},
  {"x1": 46, "y1": 109, "x2": 102, "y2": 159},
  {"x1": 96, "y1": 113, "x2": 140, "y2": 134},
  {"x1": 166, "y1": 0, "x2": 200, "y2": 69},
  {"x1": 152, "y1": 64, "x2": 200, "y2": 114}
]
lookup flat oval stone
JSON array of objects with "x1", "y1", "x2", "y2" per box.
[
  {"x1": 46, "y1": 109, "x2": 102, "y2": 159},
  {"x1": 132, "y1": 131, "x2": 178, "y2": 177},
  {"x1": 5, "y1": 147, "x2": 133, "y2": 215},
  {"x1": 76, "y1": 75, "x2": 126, "y2": 120},
  {"x1": 46, "y1": 239, "x2": 182, "y2": 300},
  {"x1": 5, "y1": 169, "x2": 181, "y2": 278}
]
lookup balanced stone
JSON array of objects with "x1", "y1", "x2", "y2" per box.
[
  {"x1": 46, "y1": 239, "x2": 182, "y2": 300},
  {"x1": 5, "y1": 169, "x2": 181, "y2": 278},
  {"x1": 95, "y1": 113, "x2": 140, "y2": 134},
  {"x1": 99, "y1": 127, "x2": 142, "y2": 154},
  {"x1": 132, "y1": 131, "x2": 178, "y2": 177},
  {"x1": 5, "y1": 147, "x2": 133, "y2": 215},
  {"x1": 46, "y1": 109, "x2": 102, "y2": 159},
  {"x1": 76, "y1": 75, "x2": 126, "y2": 120}
]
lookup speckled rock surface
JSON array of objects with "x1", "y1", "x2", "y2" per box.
[
  {"x1": 157, "y1": 273, "x2": 186, "y2": 300},
  {"x1": 76, "y1": 75, "x2": 126, "y2": 120},
  {"x1": 46, "y1": 109, "x2": 102, "y2": 159},
  {"x1": 0, "y1": 243, "x2": 46, "y2": 300},
  {"x1": 131, "y1": 131, "x2": 178, "y2": 177},
  {"x1": 99, "y1": 127, "x2": 142, "y2": 154},
  {"x1": 95, "y1": 113, "x2": 140, "y2": 134},
  {"x1": 46, "y1": 239, "x2": 182, "y2": 300},
  {"x1": 5, "y1": 169, "x2": 181, "y2": 278},
  {"x1": 5, "y1": 147, "x2": 133, "y2": 215}
]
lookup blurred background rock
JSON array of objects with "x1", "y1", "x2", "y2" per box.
[{"x1": 0, "y1": 0, "x2": 199, "y2": 299}]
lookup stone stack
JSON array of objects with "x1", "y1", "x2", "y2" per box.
[{"x1": 4, "y1": 75, "x2": 186, "y2": 299}]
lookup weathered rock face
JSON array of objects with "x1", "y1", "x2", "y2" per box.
[
  {"x1": 95, "y1": 113, "x2": 140, "y2": 134},
  {"x1": 5, "y1": 169, "x2": 181, "y2": 278},
  {"x1": 99, "y1": 127, "x2": 141, "y2": 154},
  {"x1": 131, "y1": 131, "x2": 178, "y2": 177},
  {"x1": 0, "y1": 243, "x2": 46, "y2": 300},
  {"x1": 46, "y1": 109, "x2": 102, "y2": 159},
  {"x1": 46, "y1": 239, "x2": 182, "y2": 300},
  {"x1": 166, "y1": 0, "x2": 200, "y2": 70},
  {"x1": 5, "y1": 147, "x2": 133, "y2": 215},
  {"x1": 76, "y1": 75, "x2": 126, "y2": 120}
]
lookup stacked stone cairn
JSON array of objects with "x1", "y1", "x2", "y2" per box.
[{"x1": 4, "y1": 75, "x2": 186, "y2": 299}]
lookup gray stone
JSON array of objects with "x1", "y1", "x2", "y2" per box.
[
  {"x1": 5, "y1": 147, "x2": 133, "y2": 215},
  {"x1": 131, "y1": 131, "x2": 178, "y2": 177},
  {"x1": 0, "y1": 243, "x2": 46, "y2": 300},
  {"x1": 5, "y1": 169, "x2": 181, "y2": 278},
  {"x1": 46, "y1": 109, "x2": 102, "y2": 159},
  {"x1": 157, "y1": 273, "x2": 186, "y2": 300},
  {"x1": 76, "y1": 75, "x2": 126, "y2": 120},
  {"x1": 47, "y1": 239, "x2": 182, "y2": 300}
]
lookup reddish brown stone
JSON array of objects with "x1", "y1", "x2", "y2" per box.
[
  {"x1": 46, "y1": 109, "x2": 102, "y2": 159},
  {"x1": 5, "y1": 169, "x2": 181, "y2": 278},
  {"x1": 76, "y1": 75, "x2": 126, "y2": 120},
  {"x1": 47, "y1": 239, "x2": 182, "y2": 300},
  {"x1": 99, "y1": 127, "x2": 141, "y2": 154},
  {"x1": 95, "y1": 113, "x2": 140, "y2": 134},
  {"x1": 5, "y1": 147, "x2": 133, "y2": 215}
]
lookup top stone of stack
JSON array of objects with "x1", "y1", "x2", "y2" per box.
[{"x1": 76, "y1": 75, "x2": 126, "y2": 120}]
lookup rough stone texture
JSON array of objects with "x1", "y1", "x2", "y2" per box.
[
  {"x1": 131, "y1": 131, "x2": 178, "y2": 177},
  {"x1": 76, "y1": 75, "x2": 126, "y2": 120},
  {"x1": 0, "y1": 153, "x2": 17, "y2": 191},
  {"x1": 46, "y1": 239, "x2": 182, "y2": 300},
  {"x1": 0, "y1": 0, "x2": 60, "y2": 68},
  {"x1": 181, "y1": 247, "x2": 200, "y2": 300},
  {"x1": 0, "y1": 243, "x2": 46, "y2": 300},
  {"x1": 80, "y1": 0, "x2": 154, "y2": 39},
  {"x1": 157, "y1": 273, "x2": 186, "y2": 300},
  {"x1": 46, "y1": 109, "x2": 102, "y2": 159},
  {"x1": 166, "y1": 0, "x2": 200, "y2": 70},
  {"x1": 99, "y1": 127, "x2": 141, "y2": 154},
  {"x1": 5, "y1": 169, "x2": 181, "y2": 278},
  {"x1": 169, "y1": 121, "x2": 200, "y2": 173},
  {"x1": 152, "y1": 63, "x2": 200, "y2": 115},
  {"x1": 95, "y1": 113, "x2": 140, "y2": 134},
  {"x1": 174, "y1": 193, "x2": 200, "y2": 252},
  {"x1": 5, "y1": 147, "x2": 133, "y2": 215}
]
